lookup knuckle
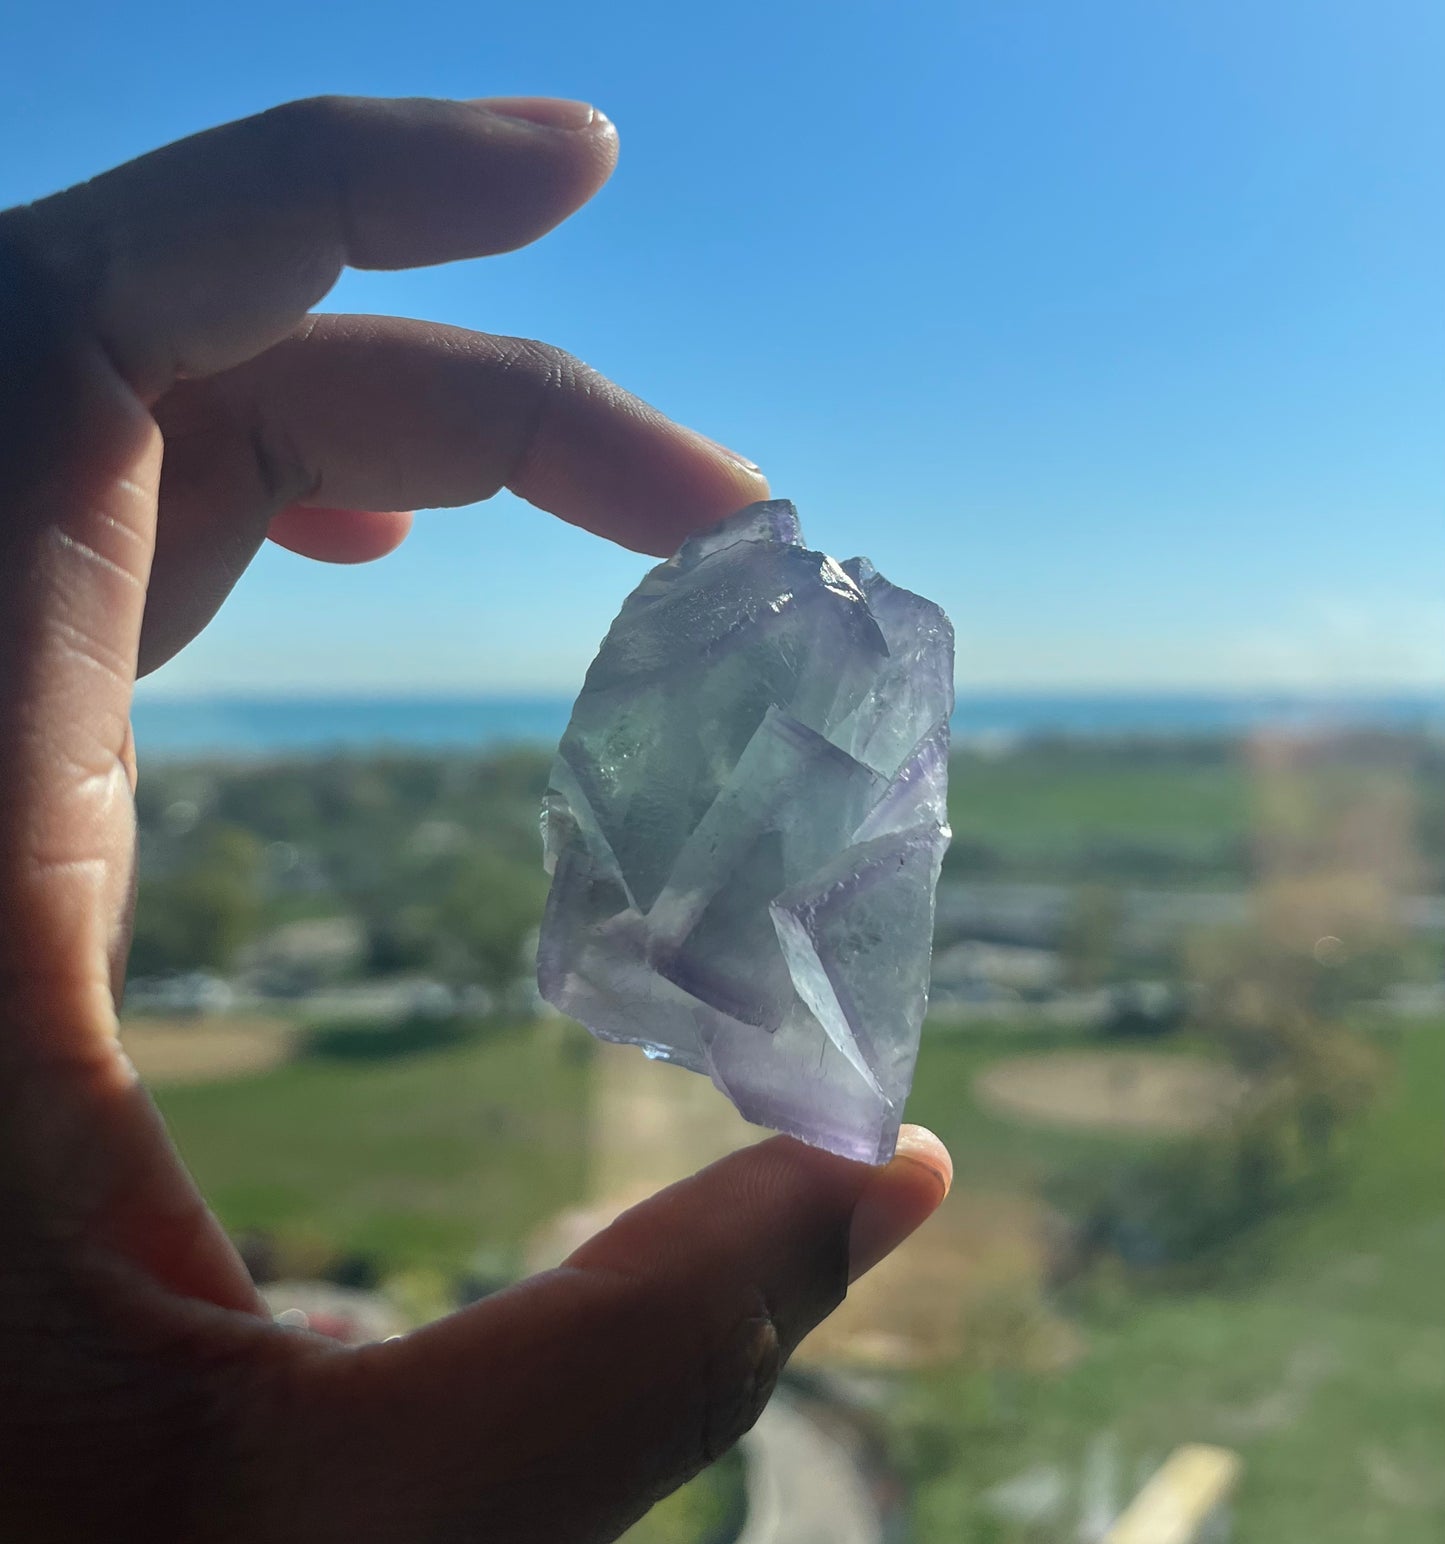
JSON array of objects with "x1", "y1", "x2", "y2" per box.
[
  {"x1": 687, "y1": 1301, "x2": 782, "y2": 1477},
  {"x1": 183, "y1": 1333, "x2": 339, "y2": 1544},
  {"x1": 247, "y1": 97, "x2": 357, "y2": 210},
  {"x1": 246, "y1": 98, "x2": 349, "y2": 215},
  {"x1": 0, "y1": 1243, "x2": 281, "y2": 1542},
  {"x1": 485, "y1": 337, "x2": 590, "y2": 491},
  {"x1": 500, "y1": 335, "x2": 585, "y2": 389},
  {"x1": 254, "y1": 93, "x2": 356, "y2": 147},
  {"x1": 0, "y1": 208, "x2": 89, "y2": 384},
  {"x1": 247, "y1": 97, "x2": 378, "y2": 277}
]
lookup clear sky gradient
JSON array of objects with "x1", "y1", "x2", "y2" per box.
[{"x1": 5, "y1": 0, "x2": 1442, "y2": 695}]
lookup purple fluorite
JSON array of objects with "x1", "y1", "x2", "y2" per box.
[{"x1": 537, "y1": 501, "x2": 953, "y2": 1163}]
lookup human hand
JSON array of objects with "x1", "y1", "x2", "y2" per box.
[{"x1": 0, "y1": 97, "x2": 951, "y2": 1542}]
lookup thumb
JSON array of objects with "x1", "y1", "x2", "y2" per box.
[{"x1": 228, "y1": 1130, "x2": 950, "y2": 1543}]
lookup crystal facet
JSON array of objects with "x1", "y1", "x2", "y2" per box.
[{"x1": 537, "y1": 501, "x2": 953, "y2": 1163}]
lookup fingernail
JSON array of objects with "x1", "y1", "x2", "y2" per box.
[
  {"x1": 847, "y1": 1125, "x2": 952, "y2": 1283},
  {"x1": 474, "y1": 96, "x2": 603, "y2": 131},
  {"x1": 690, "y1": 430, "x2": 766, "y2": 478}
]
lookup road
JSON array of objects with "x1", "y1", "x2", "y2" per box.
[{"x1": 735, "y1": 1391, "x2": 884, "y2": 1544}]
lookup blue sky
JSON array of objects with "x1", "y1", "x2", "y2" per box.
[{"x1": 4, "y1": 0, "x2": 1442, "y2": 695}]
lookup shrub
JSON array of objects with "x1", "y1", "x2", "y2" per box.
[
  {"x1": 1047, "y1": 1040, "x2": 1378, "y2": 1278},
  {"x1": 298, "y1": 1014, "x2": 489, "y2": 1063}
]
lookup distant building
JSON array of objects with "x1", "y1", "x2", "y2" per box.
[
  {"x1": 931, "y1": 940, "x2": 1063, "y2": 1000},
  {"x1": 241, "y1": 916, "x2": 366, "y2": 994}
]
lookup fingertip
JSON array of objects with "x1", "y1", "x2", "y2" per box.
[
  {"x1": 266, "y1": 505, "x2": 413, "y2": 563},
  {"x1": 893, "y1": 1123, "x2": 953, "y2": 1198},
  {"x1": 648, "y1": 462, "x2": 773, "y2": 557},
  {"x1": 470, "y1": 97, "x2": 605, "y2": 132},
  {"x1": 530, "y1": 411, "x2": 771, "y2": 560},
  {"x1": 470, "y1": 98, "x2": 618, "y2": 159},
  {"x1": 647, "y1": 427, "x2": 771, "y2": 554},
  {"x1": 466, "y1": 96, "x2": 620, "y2": 191},
  {"x1": 847, "y1": 1125, "x2": 952, "y2": 1284}
]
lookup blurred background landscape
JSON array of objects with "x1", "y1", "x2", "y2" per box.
[
  {"x1": 122, "y1": 698, "x2": 1445, "y2": 1543},
  {"x1": 8, "y1": 0, "x2": 1441, "y2": 1536}
]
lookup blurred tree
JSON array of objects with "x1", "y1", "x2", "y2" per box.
[
  {"x1": 1061, "y1": 884, "x2": 1123, "y2": 989},
  {"x1": 363, "y1": 903, "x2": 437, "y2": 976},
  {"x1": 432, "y1": 851, "x2": 549, "y2": 991},
  {"x1": 129, "y1": 824, "x2": 264, "y2": 974}
]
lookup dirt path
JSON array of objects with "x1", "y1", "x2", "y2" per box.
[
  {"x1": 976, "y1": 1050, "x2": 1247, "y2": 1135},
  {"x1": 121, "y1": 1016, "x2": 295, "y2": 1085}
]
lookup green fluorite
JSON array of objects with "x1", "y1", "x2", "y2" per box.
[{"x1": 538, "y1": 501, "x2": 953, "y2": 1163}]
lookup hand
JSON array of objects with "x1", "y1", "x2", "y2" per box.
[{"x1": 0, "y1": 96, "x2": 950, "y2": 1542}]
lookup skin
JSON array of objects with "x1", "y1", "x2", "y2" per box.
[{"x1": 0, "y1": 95, "x2": 952, "y2": 1543}]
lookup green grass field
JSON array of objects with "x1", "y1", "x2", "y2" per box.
[
  {"x1": 947, "y1": 749, "x2": 1252, "y2": 881},
  {"x1": 950, "y1": 755, "x2": 1250, "y2": 848},
  {"x1": 154, "y1": 1017, "x2": 1161, "y2": 1274},
  {"x1": 156, "y1": 1020, "x2": 592, "y2": 1268},
  {"x1": 904, "y1": 1022, "x2": 1445, "y2": 1543},
  {"x1": 908, "y1": 1025, "x2": 1176, "y2": 1184},
  {"x1": 154, "y1": 1016, "x2": 1443, "y2": 1542}
]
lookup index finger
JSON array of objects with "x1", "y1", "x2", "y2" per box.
[{"x1": 1, "y1": 95, "x2": 619, "y2": 398}]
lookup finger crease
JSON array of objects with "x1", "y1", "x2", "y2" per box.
[
  {"x1": 247, "y1": 409, "x2": 317, "y2": 508},
  {"x1": 324, "y1": 132, "x2": 366, "y2": 272},
  {"x1": 46, "y1": 616, "x2": 132, "y2": 687},
  {"x1": 23, "y1": 852, "x2": 108, "y2": 887},
  {"x1": 501, "y1": 344, "x2": 568, "y2": 495},
  {"x1": 50, "y1": 530, "x2": 144, "y2": 595},
  {"x1": 86, "y1": 510, "x2": 149, "y2": 550}
]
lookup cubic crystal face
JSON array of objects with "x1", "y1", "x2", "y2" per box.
[{"x1": 537, "y1": 501, "x2": 953, "y2": 1163}]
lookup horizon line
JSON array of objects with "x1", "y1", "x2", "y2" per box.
[{"x1": 131, "y1": 684, "x2": 1445, "y2": 703}]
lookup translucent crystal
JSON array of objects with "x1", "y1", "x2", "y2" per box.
[{"x1": 538, "y1": 501, "x2": 953, "y2": 1163}]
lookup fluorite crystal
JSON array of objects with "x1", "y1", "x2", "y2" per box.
[{"x1": 537, "y1": 501, "x2": 953, "y2": 1163}]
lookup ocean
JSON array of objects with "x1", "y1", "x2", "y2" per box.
[{"x1": 129, "y1": 691, "x2": 1445, "y2": 759}]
